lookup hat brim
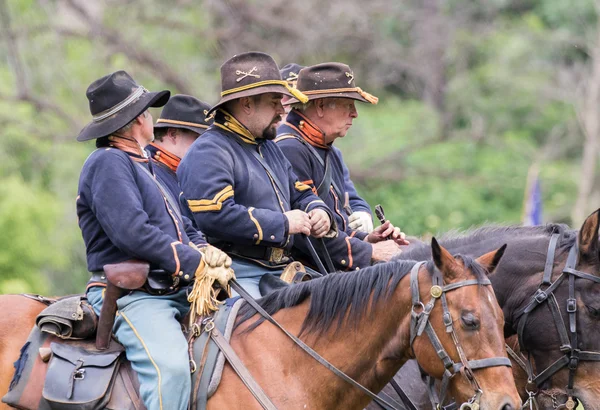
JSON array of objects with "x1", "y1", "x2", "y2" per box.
[
  {"x1": 208, "y1": 84, "x2": 295, "y2": 114},
  {"x1": 77, "y1": 90, "x2": 170, "y2": 142},
  {"x1": 154, "y1": 122, "x2": 209, "y2": 136},
  {"x1": 283, "y1": 91, "x2": 369, "y2": 106}
]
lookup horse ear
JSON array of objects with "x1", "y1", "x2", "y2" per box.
[
  {"x1": 578, "y1": 208, "x2": 600, "y2": 263},
  {"x1": 432, "y1": 237, "x2": 457, "y2": 277},
  {"x1": 475, "y1": 244, "x2": 507, "y2": 275}
]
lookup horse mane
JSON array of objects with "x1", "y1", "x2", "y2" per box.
[
  {"x1": 236, "y1": 259, "x2": 420, "y2": 336},
  {"x1": 398, "y1": 223, "x2": 577, "y2": 261},
  {"x1": 236, "y1": 255, "x2": 490, "y2": 337}
]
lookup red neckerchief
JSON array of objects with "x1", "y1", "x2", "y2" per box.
[
  {"x1": 149, "y1": 142, "x2": 180, "y2": 172},
  {"x1": 285, "y1": 110, "x2": 328, "y2": 149}
]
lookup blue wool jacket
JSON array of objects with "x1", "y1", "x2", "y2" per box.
[
  {"x1": 343, "y1": 163, "x2": 371, "y2": 215},
  {"x1": 145, "y1": 143, "x2": 202, "y2": 235},
  {"x1": 77, "y1": 147, "x2": 205, "y2": 287},
  {"x1": 276, "y1": 110, "x2": 373, "y2": 271},
  {"x1": 177, "y1": 115, "x2": 332, "y2": 271}
]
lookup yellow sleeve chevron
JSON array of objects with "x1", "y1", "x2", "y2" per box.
[
  {"x1": 187, "y1": 185, "x2": 234, "y2": 212},
  {"x1": 294, "y1": 181, "x2": 311, "y2": 192}
]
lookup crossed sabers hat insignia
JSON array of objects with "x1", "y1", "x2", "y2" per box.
[
  {"x1": 345, "y1": 72, "x2": 354, "y2": 84},
  {"x1": 203, "y1": 109, "x2": 216, "y2": 122},
  {"x1": 236, "y1": 66, "x2": 261, "y2": 82}
]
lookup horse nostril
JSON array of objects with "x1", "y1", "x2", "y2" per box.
[{"x1": 501, "y1": 404, "x2": 514, "y2": 410}]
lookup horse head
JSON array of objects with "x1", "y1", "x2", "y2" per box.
[
  {"x1": 509, "y1": 209, "x2": 600, "y2": 409},
  {"x1": 411, "y1": 238, "x2": 520, "y2": 410}
]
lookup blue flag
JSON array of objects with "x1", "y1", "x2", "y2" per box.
[{"x1": 523, "y1": 176, "x2": 542, "y2": 226}]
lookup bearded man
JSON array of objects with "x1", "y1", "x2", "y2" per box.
[{"x1": 178, "y1": 52, "x2": 335, "y2": 298}]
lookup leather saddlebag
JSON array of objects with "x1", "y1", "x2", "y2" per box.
[{"x1": 42, "y1": 342, "x2": 123, "y2": 410}]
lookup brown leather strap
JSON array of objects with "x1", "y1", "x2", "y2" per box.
[
  {"x1": 209, "y1": 325, "x2": 278, "y2": 410},
  {"x1": 121, "y1": 362, "x2": 145, "y2": 410},
  {"x1": 190, "y1": 330, "x2": 212, "y2": 409},
  {"x1": 96, "y1": 282, "x2": 123, "y2": 350}
]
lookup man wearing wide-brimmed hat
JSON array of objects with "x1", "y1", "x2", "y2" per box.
[
  {"x1": 276, "y1": 62, "x2": 409, "y2": 272},
  {"x1": 147, "y1": 94, "x2": 213, "y2": 223},
  {"x1": 279, "y1": 63, "x2": 304, "y2": 114},
  {"x1": 280, "y1": 63, "x2": 374, "y2": 234},
  {"x1": 178, "y1": 52, "x2": 335, "y2": 298},
  {"x1": 76, "y1": 71, "x2": 233, "y2": 410}
]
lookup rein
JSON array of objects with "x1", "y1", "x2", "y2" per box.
[
  {"x1": 513, "y1": 233, "x2": 600, "y2": 409},
  {"x1": 227, "y1": 280, "x2": 403, "y2": 410},
  {"x1": 409, "y1": 262, "x2": 512, "y2": 410},
  {"x1": 208, "y1": 262, "x2": 510, "y2": 409}
]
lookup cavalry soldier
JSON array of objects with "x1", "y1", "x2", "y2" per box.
[
  {"x1": 76, "y1": 71, "x2": 233, "y2": 410},
  {"x1": 280, "y1": 63, "x2": 304, "y2": 113},
  {"x1": 276, "y1": 63, "x2": 408, "y2": 271},
  {"x1": 148, "y1": 94, "x2": 213, "y2": 223},
  {"x1": 280, "y1": 63, "x2": 374, "y2": 234},
  {"x1": 178, "y1": 52, "x2": 334, "y2": 298}
]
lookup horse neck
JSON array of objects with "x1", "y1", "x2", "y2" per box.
[
  {"x1": 276, "y1": 273, "x2": 415, "y2": 409},
  {"x1": 492, "y1": 234, "x2": 571, "y2": 327}
]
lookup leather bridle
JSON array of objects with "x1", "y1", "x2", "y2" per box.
[
  {"x1": 409, "y1": 261, "x2": 512, "y2": 410},
  {"x1": 512, "y1": 233, "x2": 600, "y2": 409}
]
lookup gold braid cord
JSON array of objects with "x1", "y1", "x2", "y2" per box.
[{"x1": 302, "y1": 87, "x2": 379, "y2": 104}]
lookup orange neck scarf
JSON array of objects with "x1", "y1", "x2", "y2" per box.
[
  {"x1": 149, "y1": 143, "x2": 180, "y2": 172},
  {"x1": 285, "y1": 110, "x2": 328, "y2": 149},
  {"x1": 107, "y1": 134, "x2": 147, "y2": 161}
]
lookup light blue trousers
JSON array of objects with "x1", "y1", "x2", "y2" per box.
[
  {"x1": 229, "y1": 257, "x2": 318, "y2": 299},
  {"x1": 87, "y1": 287, "x2": 191, "y2": 410},
  {"x1": 229, "y1": 257, "x2": 284, "y2": 299}
]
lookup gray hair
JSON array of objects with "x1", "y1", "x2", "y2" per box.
[
  {"x1": 289, "y1": 100, "x2": 314, "y2": 112},
  {"x1": 115, "y1": 110, "x2": 147, "y2": 134}
]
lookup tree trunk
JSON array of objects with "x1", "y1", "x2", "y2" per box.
[{"x1": 572, "y1": 6, "x2": 600, "y2": 226}]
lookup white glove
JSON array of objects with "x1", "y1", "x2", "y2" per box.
[
  {"x1": 348, "y1": 211, "x2": 374, "y2": 233},
  {"x1": 203, "y1": 245, "x2": 234, "y2": 289}
]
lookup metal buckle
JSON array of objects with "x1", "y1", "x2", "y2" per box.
[
  {"x1": 203, "y1": 319, "x2": 215, "y2": 333},
  {"x1": 73, "y1": 368, "x2": 86, "y2": 380},
  {"x1": 534, "y1": 289, "x2": 548, "y2": 303},
  {"x1": 412, "y1": 301, "x2": 425, "y2": 314},
  {"x1": 566, "y1": 298, "x2": 577, "y2": 313},
  {"x1": 270, "y1": 248, "x2": 284, "y2": 264}
]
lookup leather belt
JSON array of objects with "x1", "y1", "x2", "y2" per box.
[
  {"x1": 220, "y1": 244, "x2": 290, "y2": 265},
  {"x1": 89, "y1": 270, "x2": 180, "y2": 295}
]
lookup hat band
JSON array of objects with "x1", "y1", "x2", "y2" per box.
[
  {"x1": 301, "y1": 87, "x2": 379, "y2": 104},
  {"x1": 156, "y1": 119, "x2": 210, "y2": 129},
  {"x1": 221, "y1": 80, "x2": 309, "y2": 104},
  {"x1": 92, "y1": 86, "x2": 148, "y2": 122}
]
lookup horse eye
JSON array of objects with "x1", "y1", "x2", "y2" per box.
[
  {"x1": 586, "y1": 305, "x2": 600, "y2": 319},
  {"x1": 460, "y1": 312, "x2": 480, "y2": 330}
]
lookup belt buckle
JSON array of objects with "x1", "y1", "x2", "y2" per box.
[{"x1": 270, "y1": 248, "x2": 284, "y2": 264}]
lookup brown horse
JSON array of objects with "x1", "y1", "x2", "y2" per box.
[
  {"x1": 384, "y1": 209, "x2": 600, "y2": 409},
  {"x1": 208, "y1": 241, "x2": 519, "y2": 409},
  {"x1": 0, "y1": 242, "x2": 520, "y2": 410}
]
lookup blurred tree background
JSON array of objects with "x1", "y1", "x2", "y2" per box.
[{"x1": 0, "y1": 0, "x2": 598, "y2": 294}]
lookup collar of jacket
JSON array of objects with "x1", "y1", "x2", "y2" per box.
[
  {"x1": 148, "y1": 142, "x2": 180, "y2": 172},
  {"x1": 284, "y1": 109, "x2": 328, "y2": 149},
  {"x1": 214, "y1": 109, "x2": 258, "y2": 145},
  {"x1": 107, "y1": 134, "x2": 148, "y2": 161}
]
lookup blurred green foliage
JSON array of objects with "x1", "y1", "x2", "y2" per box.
[{"x1": 0, "y1": 0, "x2": 595, "y2": 294}]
